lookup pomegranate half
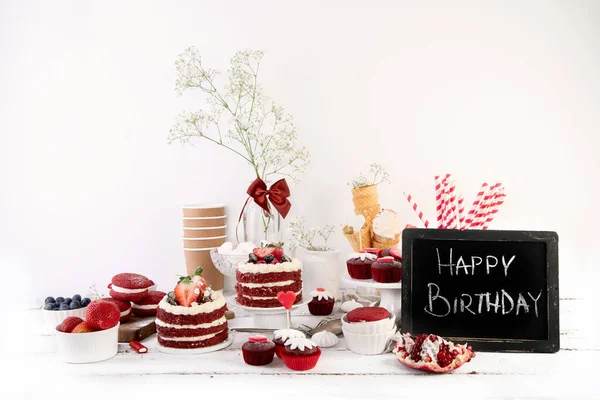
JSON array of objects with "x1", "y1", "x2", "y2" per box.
[{"x1": 393, "y1": 333, "x2": 475, "y2": 373}]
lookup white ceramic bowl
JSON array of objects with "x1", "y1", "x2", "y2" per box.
[
  {"x1": 42, "y1": 307, "x2": 88, "y2": 327},
  {"x1": 341, "y1": 313, "x2": 396, "y2": 334},
  {"x1": 210, "y1": 248, "x2": 248, "y2": 277},
  {"x1": 55, "y1": 323, "x2": 119, "y2": 363},
  {"x1": 343, "y1": 326, "x2": 397, "y2": 355}
]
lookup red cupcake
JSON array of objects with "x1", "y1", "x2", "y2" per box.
[
  {"x1": 308, "y1": 288, "x2": 334, "y2": 316},
  {"x1": 132, "y1": 291, "x2": 166, "y2": 317},
  {"x1": 242, "y1": 335, "x2": 276, "y2": 366},
  {"x1": 371, "y1": 256, "x2": 402, "y2": 283},
  {"x1": 281, "y1": 338, "x2": 321, "y2": 371},
  {"x1": 102, "y1": 297, "x2": 132, "y2": 323},
  {"x1": 346, "y1": 252, "x2": 377, "y2": 280},
  {"x1": 272, "y1": 329, "x2": 306, "y2": 358},
  {"x1": 378, "y1": 248, "x2": 402, "y2": 262},
  {"x1": 109, "y1": 273, "x2": 154, "y2": 303}
]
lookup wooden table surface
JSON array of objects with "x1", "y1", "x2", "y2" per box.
[{"x1": 10, "y1": 297, "x2": 598, "y2": 400}]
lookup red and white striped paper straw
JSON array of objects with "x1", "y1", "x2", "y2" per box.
[
  {"x1": 470, "y1": 183, "x2": 502, "y2": 229},
  {"x1": 482, "y1": 188, "x2": 506, "y2": 230},
  {"x1": 434, "y1": 175, "x2": 450, "y2": 228},
  {"x1": 465, "y1": 182, "x2": 489, "y2": 228},
  {"x1": 457, "y1": 194, "x2": 465, "y2": 229},
  {"x1": 404, "y1": 193, "x2": 431, "y2": 228}
]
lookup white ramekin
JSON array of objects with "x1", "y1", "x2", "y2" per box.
[
  {"x1": 42, "y1": 307, "x2": 88, "y2": 327},
  {"x1": 55, "y1": 323, "x2": 119, "y2": 363},
  {"x1": 343, "y1": 326, "x2": 397, "y2": 355},
  {"x1": 341, "y1": 313, "x2": 396, "y2": 334}
]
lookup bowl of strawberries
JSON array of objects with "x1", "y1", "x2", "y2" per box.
[{"x1": 55, "y1": 299, "x2": 121, "y2": 363}]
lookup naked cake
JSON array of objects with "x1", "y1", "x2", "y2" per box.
[
  {"x1": 235, "y1": 246, "x2": 303, "y2": 308},
  {"x1": 156, "y1": 268, "x2": 229, "y2": 349}
]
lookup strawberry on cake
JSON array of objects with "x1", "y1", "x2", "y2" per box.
[
  {"x1": 156, "y1": 268, "x2": 229, "y2": 349},
  {"x1": 235, "y1": 245, "x2": 302, "y2": 308}
]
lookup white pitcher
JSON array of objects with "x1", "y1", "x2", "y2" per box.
[{"x1": 292, "y1": 247, "x2": 342, "y2": 300}]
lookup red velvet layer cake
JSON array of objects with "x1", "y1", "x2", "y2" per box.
[
  {"x1": 235, "y1": 247, "x2": 303, "y2": 308},
  {"x1": 157, "y1": 268, "x2": 229, "y2": 349}
]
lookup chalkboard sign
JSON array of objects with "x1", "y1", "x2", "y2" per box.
[{"x1": 401, "y1": 229, "x2": 559, "y2": 353}]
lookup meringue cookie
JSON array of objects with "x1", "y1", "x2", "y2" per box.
[
  {"x1": 311, "y1": 331, "x2": 339, "y2": 348},
  {"x1": 341, "y1": 299, "x2": 364, "y2": 313}
]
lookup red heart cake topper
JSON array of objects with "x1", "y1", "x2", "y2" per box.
[{"x1": 277, "y1": 291, "x2": 296, "y2": 310}]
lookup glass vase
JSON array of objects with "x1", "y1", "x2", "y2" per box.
[{"x1": 237, "y1": 197, "x2": 282, "y2": 245}]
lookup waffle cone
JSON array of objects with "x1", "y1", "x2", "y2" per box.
[
  {"x1": 371, "y1": 230, "x2": 400, "y2": 249},
  {"x1": 342, "y1": 225, "x2": 372, "y2": 252},
  {"x1": 352, "y1": 185, "x2": 379, "y2": 215}
]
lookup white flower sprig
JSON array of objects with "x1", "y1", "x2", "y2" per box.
[
  {"x1": 169, "y1": 47, "x2": 310, "y2": 183},
  {"x1": 348, "y1": 163, "x2": 390, "y2": 189},
  {"x1": 288, "y1": 217, "x2": 335, "y2": 251}
]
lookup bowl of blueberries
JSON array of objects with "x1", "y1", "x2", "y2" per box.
[{"x1": 42, "y1": 294, "x2": 92, "y2": 327}]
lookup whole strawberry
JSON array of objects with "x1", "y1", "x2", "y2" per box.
[
  {"x1": 86, "y1": 300, "x2": 120, "y2": 330},
  {"x1": 191, "y1": 267, "x2": 207, "y2": 291},
  {"x1": 71, "y1": 322, "x2": 94, "y2": 333}
]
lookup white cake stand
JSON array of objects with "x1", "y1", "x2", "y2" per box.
[
  {"x1": 156, "y1": 334, "x2": 233, "y2": 355},
  {"x1": 227, "y1": 296, "x2": 310, "y2": 329},
  {"x1": 342, "y1": 276, "x2": 402, "y2": 322}
]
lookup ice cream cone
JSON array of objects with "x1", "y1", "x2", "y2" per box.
[
  {"x1": 352, "y1": 185, "x2": 379, "y2": 215},
  {"x1": 343, "y1": 224, "x2": 372, "y2": 252}
]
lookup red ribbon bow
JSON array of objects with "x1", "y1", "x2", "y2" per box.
[{"x1": 245, "y1": 178, "x2": 291, "y2": 219}]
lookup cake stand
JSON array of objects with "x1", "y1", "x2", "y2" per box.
[
  {"x1": 156, "y1": 334, "x2": 234, "y2": 355},
  {"x1": 341, "y1": 276, "x2": 402, "y2": 322},
  {"x1": 227, "y1": 296, "x2": 310, "y2": 329}
]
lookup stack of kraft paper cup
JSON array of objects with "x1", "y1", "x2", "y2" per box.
[{"x1": 182, "y1": 204, "x2": 226, "y2": 291}]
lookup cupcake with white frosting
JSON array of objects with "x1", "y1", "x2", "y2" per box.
[
  {"x1": 281, "y1": 337, "x2": 321, "y2": 371},
  {"x1": 273, "y1": 328, "x2": 306, "y2": 358},
  {"x1": 346, "y1": 252, "x2": 377, "y2": 280},
  {"x1": 308, "y1": 287, "x2": 334, "y2": 316}
]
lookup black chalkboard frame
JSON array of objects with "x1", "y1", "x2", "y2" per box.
[{"x1": 401, "y1": 228, "x2": 559, "y2": 353}]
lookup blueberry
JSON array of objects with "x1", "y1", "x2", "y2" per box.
[
  {"x1": 264, "y1": 254, "x2": 275, "y2": 263},
  {"x1": 81, "y1": 298, "x2": 91, "y2": 307},
  {"x1": 43, "y1": 303, "x2": 55, "y2": 310},
  {"x1": 44, "y1": 297, "x2": 55, "y2": 304},
  {"x1": 55, "y1": 297, "x2": 65, "y2": 303},
  {"x1": 69, "y1": 300, "x2": 81, "y2": 309},
  {"x1": 58, "y1": 303, "x2": 70, "y2": 311},
  {"x1": 72, "y1": 294, "x2": 82, "y2": 302},
  {"x1": 63, "y1": 297, "x2": 72, "y2": 304}
]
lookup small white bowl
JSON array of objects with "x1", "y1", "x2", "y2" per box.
[
  {"x1": 341, "y1": 313, "x2": 396, "y2": 335},
  {"x1": 343, "y1": 326, "x2": 397, "y2": 355},
  {"x1": 42, "y1": 307, "x2": 87, "y2": 327},
  {"x1": 55, "y1": 323, "x2": 119, "y2": 363}
]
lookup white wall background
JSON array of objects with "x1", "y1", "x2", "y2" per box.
[{"x1": 1, "y1": 0, "x2": 599, "y2": 304}]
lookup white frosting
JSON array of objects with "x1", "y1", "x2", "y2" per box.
[
  {"x1": 237, "y1": 258, "x2": 302, "y2": 274},
  {"x1": 158, "y1": 292, "x2": 225, "y2": 315},
  {"x1": 372, "y1": 209, "x2": 402, "y2": 238},
  {"x1": 110, "y1": 284, "x2": 148, "y2": 294},
  {"x1": 132, "y1": 303, "x2": 158, "y2": 310},
  {"x1": 238, "y1": 280, "x2": 295, "y2": 288},
  {"x1": 120, "y1": 308, "x2": 131, "y2": 318},
  {"x1": 340, "y1": 299, "x2": 364, "y2": 312},
  {"x1": 239, "y1": 290, "x2": 301, "y2": 300},
  {"x1": 159, "y1": 328, "x2": 225, "y2": 342},
  {"x1": 284, "y1": 337, "x2": 318, "y2": 351},
  {"x1": 155, "y1": 316, "x2": 227, "y2": 329},
  {"x1": 311, "y1": 331, "x2": 339, "y2": 348},
  {"x1": 273, "y1": 329, "x2": 306, "y2": 342},
  {"x1": 310, "y1": 289, "x2": 334, "y2": 301},
  {"x1": 347, "y1": 252, "x2": 377, "y2": 261}
]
